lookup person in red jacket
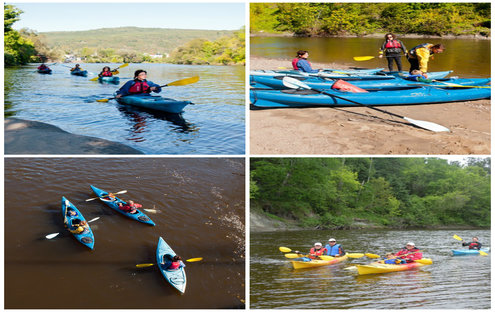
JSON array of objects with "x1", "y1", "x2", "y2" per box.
[
  {"x1": 117, "y1": 200, "x2": 141, "y2": 214},
  {"x1": 308, "y1": 242, "x2": 327, "y2": 259},
  {"x1": 395, "y1": 242, "x2": 422, "y2": 263},
  {"x1": 462, "y1": 237, "x2": 482, "y2": 250}
]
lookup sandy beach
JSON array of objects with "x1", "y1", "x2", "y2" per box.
[
  {"x1": 250, "y1": 56, "x2": 490, "y2": 155},
  {"x1": 5, "y1": 118, "x2": 143, "y2": 154}
]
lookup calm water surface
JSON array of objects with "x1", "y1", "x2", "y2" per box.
[
  {"x1": 4, "y1": 63, "x2": 245, "y2": 154},
  {"x1": 5, "y1": 158, "x2": 245, "y2": 309},
  {"x1": 251, "y1": 229, "x2": 490, "y2": 309},
  {"x1": 251, "y1": 37, "x2": 490, "y2": 78}
]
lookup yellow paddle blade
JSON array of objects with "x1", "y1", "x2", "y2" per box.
[
  {"x1": 414, "y1": 258, "x2": 433, "y2": 265},
  {"x1": 96, "y1": 98, "x2": 111, "y2": 103},
  {"x1": 346, "y1": 253, "x2": 364, "y2": 258},
  {"x1": 166, "y1": 76, "x2": 200, "y2": 87},
  {"x1": 453, "y1": 234, "x2": 463, "y2": 241},
  {"x1": 277, "y1": 67, "x2": 288, "y2": 69},
  {"x1": 353, "y1": 56, "x2": 375, "y2": 61},
  {"x1": 319, "y1": 255, "x2": 334, "y2": 260},
  {"x1": 365, "y1": 253, "x2": 381, "y2": 259},
  {"x1": 279, "y1": 247, "x2": 292, "y2": 253},
  {"x1": 112, "y1": 70, "x2": 120, "y2": 75},
  {"x1": 90, "y1": 76, "x2": 99, "y2": 82},
  {"x1": 344, "y1": 266, "x2": 358, "y2": 271},
  {"x1": 118, "y1": 63, "x2": 129, "y2": 69},
  {"x1": 136, "y1": 263, "x2": 155, "y2": 268},
  {"x1": 284, "y1": 253, "x2": 302, "y2": 259},
  {"x1": 186, "y1": 257, "x2": 203, "y2": 262},
  {"x1": 479, "y1": 250, "x2": 488, "y2": 256}
]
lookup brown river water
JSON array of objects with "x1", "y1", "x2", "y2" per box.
[{"x1": 5, "y1": 158, "x2": 245, "y2": 309}]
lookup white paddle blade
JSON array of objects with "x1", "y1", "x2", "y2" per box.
[
  {"x1": 88, "y1": 217, "x2": 100, "y2": 223},
  {"x1": 404, "y1": 117, "x2": 450, "y2": 132},
  {"x1": 46, "y1": 233, "x2": 60, "y2": 239},
  {"x1": 282, "y1": 77, "x2": 311, "y2": 90}
]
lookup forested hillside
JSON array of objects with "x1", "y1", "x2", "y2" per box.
[
  {"x1": 250, "y1": 3, "x2": 490, "y2": 37},
  {"x1": 251, "y1": 158, "x2": 490, "y2": 229}
]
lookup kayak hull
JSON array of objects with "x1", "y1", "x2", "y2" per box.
[
  {"x1": 452, "y1": 248, "x2": 490, "y2": 256},
  {"x1": 116, "y1": 95, "x2": 191, "y2": 114},
  {"x1": 89, "y1": 185, "x2": 155, "y2": 226},
  {"x1": 156, "y1": 237, "x2": 187, "y2": 293},
  {"x1": 291, "y1": 255, "x2": 348, "y2": 269},
  {"x1": 37, "y1": 68, "x2": 52, "y2": 74},
  {"x1": 250, "y1": 74, "x2": 491, "y2": 90},
  {"x1": 98, "y1": 76, "x2": 120, "y2": 84},
  {"x1": 62, "y1": 196, "x2": 95, "y2": 249},
  {"x1": 250, "y1": 70, "x2": 452, "y2": 81},
  {"x1": 250, "y1": 87, "x2": 491, "y2": 108},
  {"x1": 356, "y1": 260, "x2": 431, "y2": 275},
  {"x1": 71, "y1": 69, "x2": 88, "y2": 77}
]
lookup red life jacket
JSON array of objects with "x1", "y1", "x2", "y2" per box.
[
  {"x1": 101, "y1": 71, "x2": 113, "y2": 77},
  {"x1": 292, "y1": 58, "x2": 299, "y2": 70},
  {"x1": 169, "y1": 261, "x2": 181, "y2": 269},
  {"x1": 128, "y1": 80, "x2": 150, "y2": 94},
  {"x1": 310, "y1": 247, "x2": 327, "y2": 256},
  {"x1": 385, "y1": 40, "x2": 402, "y2": 49}
]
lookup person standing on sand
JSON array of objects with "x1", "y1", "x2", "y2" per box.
[
  {"x1": 379, "y1": 33, "x2": 407, "y2": 72},
  {"x1": 407, "y1": 43, "x2": 445, "y2": 77},
  {"x1": 292, "y1": 50, "x2": 320, "y2": 73}
]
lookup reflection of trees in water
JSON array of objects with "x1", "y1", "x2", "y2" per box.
[{"x1": 117, "y1": 105, "x2": 198, "y2": 142}]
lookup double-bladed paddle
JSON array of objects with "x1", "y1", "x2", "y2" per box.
[
  {"x1": 136, "y1": 257, "x2": 203, "y2": 268},
  {"x1": 279, "y1": 246, "x2": 363, "y2": 259},
  {"x1": 453, "y1": 234, "x2": 487, "y2": 255},
  {"x1": 96, "y1": 76, "x2": 200, "y2": 102},
  {"x1": 282, "y1": 76, "x2": 450, "y2": 132},
  {"x1": 86, "y1": 190, "x2": 128, "y2": 202},
  {"x1": 90, "y1": 63, "x2": 129, "y2": 81}
]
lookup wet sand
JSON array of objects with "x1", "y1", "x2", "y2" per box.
[
  {"x1": 250, "y1": 57, "x2": 490, "y2": 155},
  {"x1": 5, "y1": 118, "x2": 143, "y2": 154}
]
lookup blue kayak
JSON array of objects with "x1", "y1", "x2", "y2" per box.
[
  {"x1": 116, "y1": 94, "x2": 192, "y2": 114},
  {"x1": 250, "y1": 86, "x2": 491, "y2": 108},
  {"x1": 98, "y1": 76, "x2": 120, "y2": 84},
  {"x1": 156, "y1": 237, "x2": 187, "y2": 293},
  {"x1": 452, "y1": 248, "x2": 490, "y2": 256},
  {"x1": 250, "y1": 70, "x2": 452, "y2": 81},
  {"x1": 250, "y1": 74, "x2": 490, "y2": 90},
  {"x1": 89, "y1": 185, "x2": 155, "y2": 226},
  {"x1": 62, "y1": 197, "x2": 95, "y2": 249},
  {"x1": 71, "y1": 69, "x2": 88, "y2": 77}
]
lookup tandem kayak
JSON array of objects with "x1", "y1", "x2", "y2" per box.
[
  {"x1": 250, "y1": 86, "x2": 491, "y2": 108},
  {"x1": 250, "y1": 74, "x2": 491, "y2": 90},
  {"x1": 62, "y1": 196, "x2": 95, "y2": 249},
  {"x1": 89, "y1": 185, "x2": 155, "y2": 226},
  {"x1": 356, "y1": 259, "x2": 432, "y2": 275},
  {"x1": 156, "y1": 236, "x2": 187, "y2": 293},
  {"x1": 116, "y1": 94, "x2": 192, "y2": 114},
  {"x1": 37, "y1": 68, "x2": 52, "y2": 74},
  {"x1": 452, "y1": 248, "x2": 490, "y2": 256},
  {"x1": 291, "y1": 255, "x2": 348, "y2": 269},
  {"x1": 98, "y1": 76, "x2": 120, "y2": 84},
  {"x1": 71, "y1": 69, "x2": 88, "y2": 77}
]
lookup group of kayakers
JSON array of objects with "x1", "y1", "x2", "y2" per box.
[{"x1": 292, "y1": 34, "x2": 445, "y2": 79}]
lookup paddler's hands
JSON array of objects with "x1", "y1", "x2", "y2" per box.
[{"x1": 116, "y1": 94, "x2": 122, "y2": 98}]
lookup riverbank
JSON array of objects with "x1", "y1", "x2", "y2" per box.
[
  {"x1": 5, "y1": 118, "x2": 143, "y2": 154},
  {"x1": 251, "y1": 32, "x2": 491, "y2": 40},
  {"x1": 250, "y1": 57, "x2": 490, "y2": 155}
]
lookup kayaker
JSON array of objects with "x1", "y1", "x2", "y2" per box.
[
  {"x1": 102, "y1": 193, "x2": 116, "y2": 201},
  {"x1": 407, "y1": 43, "x2": 445, "y2": 77},
  {"x1": 394, "y1": 242, "x2": 422, "y2": 263},
  {"x1": 462, "y1": 237, "x2": 482, "y2": 250},
  {"x1": 117, "y1": 200, "x2": 141, "y2": 214},
  {"x1": 292, "y1": 50, "x2": 320, "y2": 73},
  {"x1": 406, "y1": 70, "x2": 433, "y2": 83},
  {"x1": 67, "y1": 219, "x2": 88, "y2": 234},
  {"x1": 162, "y1": 254, "x2": 185, "y2": 270},
  {"x1": 325, "y1": 238, "x2": 346, "y2": 257},
  {"x1": 99, "y1": 66, "x2": 115, "y2": 77},
  {"x1": 116, "y1": 69, "x2": 162, "y2": 98},
  {"x1": 38, "y1": 63, "x2": 49, "y2": 71},
  {"x1": 383, "y1": 253, "x2": 405, "y2": 264},
  {"x1": 379, "y1": 33, "x2": 407, "y2": 72},
  {"x1": 66, "y1": 208, "x2": 79, "y2": 217},
  {"x1": 70, "y1": 64, "x2": 83, "y2": 72}
]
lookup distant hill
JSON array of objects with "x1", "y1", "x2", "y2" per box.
[{"x1": 40, "y1": 26, "x2": 235, "y2": 55}]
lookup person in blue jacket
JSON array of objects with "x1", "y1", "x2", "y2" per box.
[
  {"x1": 325, "y1": 238, "x2": 346, "y2": 256},
  {"x1": 116, "y1": 69, "x2": 162, "y2": 98},
  {"x1": 292, "y1": 50, "x2": 320, "y2": 73}
]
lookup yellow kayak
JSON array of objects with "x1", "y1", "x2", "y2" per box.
[
  {"x1": 291, "y1": 255, "x2": 348, "y2": 269},
  {"x1": 356, "y1": 259, "x2": 432, "y2": 275}
]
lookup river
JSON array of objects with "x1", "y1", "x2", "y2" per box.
[
  {"x1": 5, "y1": 158, "x2": 245, "y2": 309},
  {"x1": 4, "y1": 63, "x2": 245, "y2": 154},
  {"x1": 251, "y1": 36, "x2": 490, "y2": 78},
  {"x1": 250, "y1": 229, "x2": 490, "y2": 309}
]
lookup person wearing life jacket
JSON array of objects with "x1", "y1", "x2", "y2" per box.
[
  {"x1": 38, "y1": 63, "x2": 49, "y2": 71},
  {"x1": 379, "y1": 33, "x2": 407, "y2": 72},
  {"x1": 292, "y1": 50, "x2": 320, "y2": 73},
  {"x1": 325, "y1": 238, "x2": 346, "y2": 257},
  {"x1": 67, "y1": 218, "x2": 88, "y2": 234},
  {"x1": 162, "y1": 254, "x2": 185, "y2": 270},
  {"x1": 117, "y1": 200, "x2": 141, "y2": 214},
  {"x1": 394, "y1": 242, "x2": 423, "y2": 263},
  {"x1": 99, "y1": 66, "x2": 115, "y2": 77},
  {"x1": 116, "y1": 69, "x2": 162, "y2": 98},
  {"x1": 102, "y1": 193, "x2": 116, "y2": 201},
  {"x1": 308, "y1": 242, "x2": 327, "y2": 259},
  {"x1": 70, "y1": 64, "x2": 83, "y2": 72},
  {"x1": 382, "y1": 253, "x2": 406, "y2": 264},
  {"x1": 406, "y1": 69, "x2": 433, "y2": 83},
  {"x1": 407, "y1": 43, "x2": 445, "y2": 77},
  {"x1": 462, "y1": 237, "x2": 482, "y2": 250}
]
